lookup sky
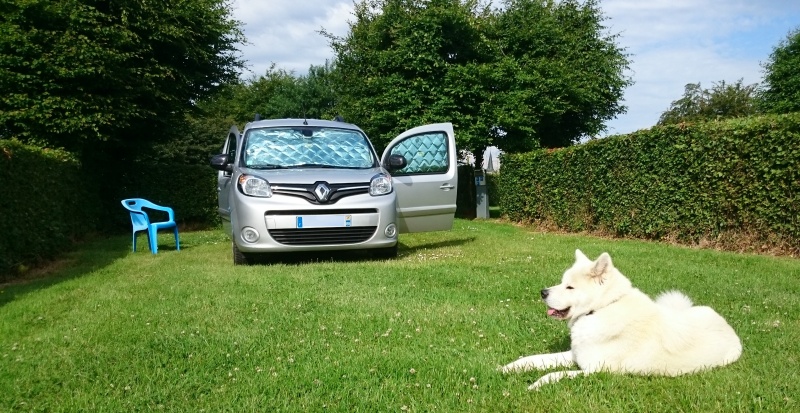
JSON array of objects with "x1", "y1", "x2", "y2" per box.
[{"x1": 230, "y1": 0, "x2": 800, "y2": 136}]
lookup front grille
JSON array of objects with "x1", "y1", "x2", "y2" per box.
[
  {"x1": 271, "y1": 182, "x2": 369, "y2": 205},
  {"x1": 268, "y1": 226, "x2": 377, "y2": 245}
]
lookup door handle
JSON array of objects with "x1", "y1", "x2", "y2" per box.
[{"x1": 439, "y1": 183, "x2": 455, "y2": 191}]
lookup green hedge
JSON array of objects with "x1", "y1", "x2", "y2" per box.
[
  {"x1": 0, "y1": 140, "x2": 99, "y2": 277},
  {"x1": 497, "y1": 113, "x2": 800, "y2": 252},
  {"x1": 0, "y1": 139, "x2": 219, "y2": 278},
  {"x1": 111, "y1": 162, "x2": 220, "y2": 231}
]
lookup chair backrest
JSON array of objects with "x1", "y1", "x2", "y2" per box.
[
  {"x1": 121, "y1": 198, "x2": 153, "y2": 230},
  {"x1": 122, "y1": 198, "x2": 164, "y2": 211}
]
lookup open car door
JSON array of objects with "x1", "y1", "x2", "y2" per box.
[
  {"x1": 215, "y1": 125, "x2": 241, "y2": 226},
  {"x1": 381, "y1": 123, "x2": 458, "y2": 233}
]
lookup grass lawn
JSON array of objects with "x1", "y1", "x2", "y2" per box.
[{"x1": 1, "y1": 219, "x2": 798, "y2": 412}]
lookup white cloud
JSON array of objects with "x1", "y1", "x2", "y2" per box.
[{"x1": 231, "y1": 0, "x2": 352, "y2": 77}]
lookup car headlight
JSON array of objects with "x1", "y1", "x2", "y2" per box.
[
  {"x1": 369, "y1": 173, "x2": 393, "y2": 196},
  {"x1": 238, "y1": 174, "x2": 272, "y2": 197}
]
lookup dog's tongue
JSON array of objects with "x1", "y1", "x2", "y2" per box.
[{"x1": 547, "y1": 308, "x2": 557, "y2": 316}]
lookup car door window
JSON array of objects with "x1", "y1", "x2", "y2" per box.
[
  {"x1": 388, "y1": 132, "x2": 449, "y2": 175},
  {"x1": 226, "y1": 132, "x2": 237, "y2": 158},
  {"x1": 222, "y1": 130, "x2": 237, "y2": 176}
]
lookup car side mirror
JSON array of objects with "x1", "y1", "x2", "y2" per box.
[
  {"x1": 210, "y1": 154, "x2": 233, "y2": 172},
  {"x1": 385, "y1": 154, "x2": 407, "y2": 171}
]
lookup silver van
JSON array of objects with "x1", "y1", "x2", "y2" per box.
[{"x1": 209, "y1": 118, "x2": 458, "y2": 264}]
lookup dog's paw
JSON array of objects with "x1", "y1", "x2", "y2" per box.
[
  {"x1": 527, "y1": 372, "x2": 560, "y2": 390},
  {"x1": 500, "y1": 359, "x2": 532, "y2": 374},
  {"x1": 501, "y1": 353, "x2": 570, "y2": 373},
  {"x1": 527, "y1": 381, "x2": 544, "y2": 391},
  {"x1": 527, "y1": 370, "x2": 585, "y2": 390}
]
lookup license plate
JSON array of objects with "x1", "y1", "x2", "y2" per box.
[{"x1": 296, "y1": 215, "x2": 352, "y2": 228}]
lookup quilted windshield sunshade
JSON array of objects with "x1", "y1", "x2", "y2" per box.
[
  {"x1": 244, "y1": 128, "x2": 376, "y2": 168},
  {"x1": 389, "y1": 132, "x2": 449, "y2": 174}
]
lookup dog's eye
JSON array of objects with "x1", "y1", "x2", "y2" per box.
[{"x1": 566, "y1": 286, "x2": 574, "y2": 290}]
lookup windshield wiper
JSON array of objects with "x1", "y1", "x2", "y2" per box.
[
  {"x1": 248, "y1": 164, "x2": 286, "y2": 169},
  {"x1": 289, "y1": 163, "x2": 342, "y2": 169}
]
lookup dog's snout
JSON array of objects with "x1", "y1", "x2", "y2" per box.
[{"x1": 541, "y1": 289, "x2": 549, "y2": 299}]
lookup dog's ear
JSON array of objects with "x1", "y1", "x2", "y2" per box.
[
  {"x1": 575, "y1": 249, "x2": 590, "y2": 263},
  {"x1": 590, "y1": 252, "x2": 613, "y2": 282}
]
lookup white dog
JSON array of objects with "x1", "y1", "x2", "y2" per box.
[{"x1": 501, "y1": 249, "x2": 742, "y2": 390}]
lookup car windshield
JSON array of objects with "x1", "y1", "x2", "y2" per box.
[{"x1": 243, "y1": 127, "x2": 377, "y2": 169}]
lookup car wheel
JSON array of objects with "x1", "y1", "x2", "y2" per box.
[
  {"x1": 373, "y1": 243, "x2": 398, "y2": 259},
  {"x1": 233, "y1": 242, "x2": 253, "y2": 265}
]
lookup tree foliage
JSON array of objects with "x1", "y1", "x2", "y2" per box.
[
  {"x1": 325, "y1": 0, "x2": 631, "y2": 154},
  {"x1": 0, "y1": 0, "x2": 244, "y2": 153},
  {"x1": 759, "y1": 27, "x2": 800, "y2": 114},
  {"x1": 240, "y1": 63, "x2": 339, "y2": 122},
  {"x1": 487, "y1": 0, "x2": 631, "y2": 150},
  {"x1": 657, "y1": 79, "x2": 759, "y2": 125},
  {"x1": 155, "y1": 64, "x2": 339, "y2": 165}
]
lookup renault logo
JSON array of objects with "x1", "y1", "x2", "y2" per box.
[{"x1": 314, "y1": 183, "x2": 332, "y2": 202}]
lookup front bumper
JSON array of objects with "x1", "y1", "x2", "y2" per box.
[{"x1": 230, "y1": 190, "x2": 398, "y2": 253}]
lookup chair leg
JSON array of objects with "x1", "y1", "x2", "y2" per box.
[
  {"x1": 173, "y1": 226, "x2": 180, "y2": 251},
  {"x1": 148, "y1": 227, "x2": 158, "y2": 254}
]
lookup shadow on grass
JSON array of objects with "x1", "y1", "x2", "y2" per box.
[
  {"x1": 246, "y1": 250, "x2": 381, "y2": 265},
  {"x1": 399, "y1": 237, "x2": 476, "y2": 257},
  {"x1": 239, "y1": 237, "x2": 477, "y2": 266},
  {"x1": 0, "y1": 233, "x2": 179, "y2": 307}
]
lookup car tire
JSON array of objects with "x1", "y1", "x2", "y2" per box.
[
  {"x1": 233, "y1": 242, "x2": 253, "y2": 265},
  {"x1": 373, "y1": 243, "x2": 398, "y2": 259}
]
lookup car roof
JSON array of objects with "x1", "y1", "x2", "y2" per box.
[{"x1": 244, "y1": 118, "x2": 362, "y2": 131}]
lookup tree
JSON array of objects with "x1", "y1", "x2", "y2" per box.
[
  {"x1": 657, "y1": 83, "x2": 705, "y2": 125},
  {"x1": 759, "y1": 27, "x2": 800, "y2": 114},
  {"x1": 237, "y1": 66, "x2": 305, "y2": 121},
  {"x1": 657, "y1": 79, "x2": 759, "y2": 125},
  {"x1": 301, "y1": 61, "x2": 339, "y2": 120},
  {"x1": 153, "y1": 63, "x2": 340, "y2": 165},
  {"x1": 243, "y1": 62, "x2": 339, "y2": 121},
  {"x1": 325, "y1": 0, "x2": 631, "y2": 156},
  {"x1": 486, "y1": 0, "x2": 631, "y2": 150},
  {"x1": 0, "y1": 0, "x2": 244, "y2": 154}
]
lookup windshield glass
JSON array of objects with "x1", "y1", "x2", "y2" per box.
[{"x1": 243, "y1": 127, "x2": 377, "y2": 169}]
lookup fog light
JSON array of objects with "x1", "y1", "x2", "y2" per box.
[
  {"x1": 241, "y1": 227, "x2": 260, "y2": 243},
  {"x1": 384, "y1": 223, "x2": 397, "y2": 238}
]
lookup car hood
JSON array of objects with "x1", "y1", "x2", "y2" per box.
[{"x1": 239, "y1": 167, "x2": 387, "y2": 184}]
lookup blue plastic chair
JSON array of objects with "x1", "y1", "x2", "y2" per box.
[{"x1": 121, "y1": 198, "x2": 180, "y2": 254}]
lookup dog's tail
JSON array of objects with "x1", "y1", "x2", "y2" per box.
[{"x1": 655, "y1": 290, "x2": 693, "y2": 310}]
